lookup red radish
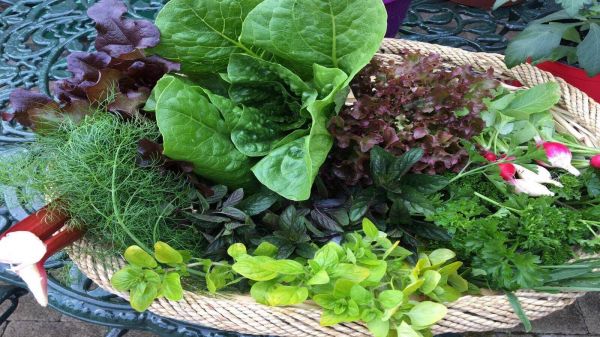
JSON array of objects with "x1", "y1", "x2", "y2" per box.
[
  {"x1": 482, "y1": 151, "x2": 498, "y2": 162},
  {"x1": 513, "y1": 164, "x2": 562, "y2": 187},
  {"x1": 498, "y1": 163, "x2": 516, "y2": 181},
  {"x1": 540, "y1": 141, "x2": 580, "y2": 176},
  {"x1": 591, "y1": 155, "x2": 600, "y2": 169},
  {"x1": 498, "y1": 162, "x2": 556, "y2": 196}
]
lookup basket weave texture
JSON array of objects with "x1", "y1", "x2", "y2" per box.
[{"x1": 69, "y1": 39, "x2": 600, "y2": 336}]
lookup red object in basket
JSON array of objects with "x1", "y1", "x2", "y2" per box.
[{"x1": 536, "y1": 61, "x2": 600, "y2": 102}]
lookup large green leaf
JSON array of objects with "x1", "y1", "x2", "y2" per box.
[
  {"x1": 240, "y1": 0, "x2": 387, "y2": 78},
  {"x1": 577, "y1": 23, "x2": 600, "y2": 77},
  {"x1": 227, "y1": 54, "x2": 313, "y2": 156},
  {"x1": 153, "y1": 75, "x2": 255, "y2": 188},
  {"x1": 501, "y1": 82, "x2": 561, "y2": 119},
  {"x1": 505, "y1": 24, "x2": 574, "y2": 68},
  {"x1": 250, "y1": 64, "x2": 346, "y2": 200},
  {"x1": 152, "y1": 0, "x2": 262, "y2": 74}
]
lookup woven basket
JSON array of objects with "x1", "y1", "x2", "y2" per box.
[{"x1": 68, "y1": 39, "x2": 600, "y2": 336}]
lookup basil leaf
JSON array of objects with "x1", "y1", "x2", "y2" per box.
[{"x1": 111, "y1": 266, "x2": 142, "y2": 291}]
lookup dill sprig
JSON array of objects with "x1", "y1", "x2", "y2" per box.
[{"x1": 1, "y1": 113, "x2": 203, "y2": 255}]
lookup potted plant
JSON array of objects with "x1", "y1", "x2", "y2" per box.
[
  {"x1": 504, "y1": 0, "x2": 600, "y2": 101},
  {"x1": 383, "y1": 0, "x2": 412, "y2": 37}
]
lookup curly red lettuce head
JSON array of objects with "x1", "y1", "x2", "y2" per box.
[{"x1": 325, "y1": 52, "x2": 498, "y2": 186}]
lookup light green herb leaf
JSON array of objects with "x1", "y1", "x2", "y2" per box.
[
  {"x1": 396, "y1": 321, "x2": 421, "y2": 337},
  {"x1": 307, "y1": 269, "x2": 330, "y2": 285},
  {"x1": 130, "y1": 282, "x2": 159, "y2": 312},
  {"x1": 333, "y1": 279, "x2": 356, "y2": 298},
  {"x1": 362, "y1": 218, "x2": 379, "y2": 239},
  {"x1": 555, "y1": 0, "x2": 592, "y2": 16},
  {"x1": 152, "y1": 0, "x2": 263, "y2": 73},
  {"x1": 265, "y1": 259, "x2": 305, "y2": 275},
  {"x1": 111, "y1": 266, "x2": 142, "y2": 291},
  {"x1": 162, "y1": 272, "x2": 183, "y2": 301},
  {"x1": 250, "y1": 280, "x2": 276, "y2": 305},
  {"x1": 330, "y1": 263, "x2": 371, "y2": 283},
  {"x1": 505, "y1": 24, "x2": 574, "y2": 68},
  {"x1": 406, "y1": 301, "x2": 448, "y2": 328},
  {"x1": 232, "y1": 256, "x2": 279, "y2": 281},
  {"x1": 367, "y1": 318, "x2": 390, "y2": 337},
  {"x1": 124, "y1": 245, "x2": 157, "y2": 269},
  {"x1": 428, "y1": 248, "x2": 456, "y2": 266},
  {"x1": 227, "y1": 243, "x2": 247, "y2": 259},
  {"x1": 313, "y1": 243, "x2": 342, "y2": 270},
  {"x1": 349, "y1": 284, "x2": 373, "y2": 305},
  {"x1": 253, "y1": 241, "x2": 278, "y2": 257},
  {"x1": 265, "y1": 285, "x2": 309, "y2": 306},
  {"x1": 154, "y1": 241, "x2": 183, "y2": 265},
  {"x1": 421, "y1": 270, "x2": 442, "y2": 294},
  {"x1": 378, "y1": 289, "x2": 404, "y2": 309}
]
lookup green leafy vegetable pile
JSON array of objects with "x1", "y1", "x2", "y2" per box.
[
  {"x1": 146, "y1": 0, "x2": 388, "y2": 201},
  {"x1": 4, "y1": 0, "x2": 600, "y2": 336}
]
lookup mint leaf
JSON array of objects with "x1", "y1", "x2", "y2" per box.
[
  {"x1": 362, "y1": 218, "x2": 379, "y2": 239},
  {"x1": 406, "y1": 301, "x2": 448, "y2": 328},
  {"x1": 124, "y1": 246, "x2": 157, "y2": 269},
  {"x1": 154, "y1": 241, "x2": 183, "y2": 265},
  {"x1": 162, "y1": 272, "x2": 184, "y2": 301},
  {"x1": 265, "y1": 285, "x2": 309, "y2": 306},
  {"x1": 111, "y1": 266, "x2": 142, "y2": 291},
  {"x1": 577, "y1": 23, "x2": 600, "y2": 77},
  {"x1": 378, "y1": 289, "x2": 404, "y2": 309}
]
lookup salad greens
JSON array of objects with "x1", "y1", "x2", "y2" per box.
[
  {"x1": 113, "y1": 219, "x2": 468, "y2": 337},
  {"x1": 148, "y1": 0, "x2": 387, "y2": 200}
]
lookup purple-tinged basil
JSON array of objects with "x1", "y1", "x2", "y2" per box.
[{"x1": 325, "y1": 52, "x2": 498, "y2": 186}]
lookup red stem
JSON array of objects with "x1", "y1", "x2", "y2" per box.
[
  {"x1": 42, "y1": 228, "x2": 85, "y2": 261},
  {"x1": 1, "y1": 206, "x2": 68, "y2": 241}
]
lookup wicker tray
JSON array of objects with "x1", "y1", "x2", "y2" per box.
[{"x1": 69, "y1": 39, "x2": 600, "y2": 336}]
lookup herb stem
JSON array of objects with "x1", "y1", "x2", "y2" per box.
[
  {"x1": 111, "y1": 144, "x2": 152, "y2": 254},
  {"x1": 474, "y1": 192, "x2": 520, "y2": 213}
]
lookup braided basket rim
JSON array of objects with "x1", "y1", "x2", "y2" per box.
[{"x1": 68, "y1": 38, "x2": 600, "y2": 336}]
